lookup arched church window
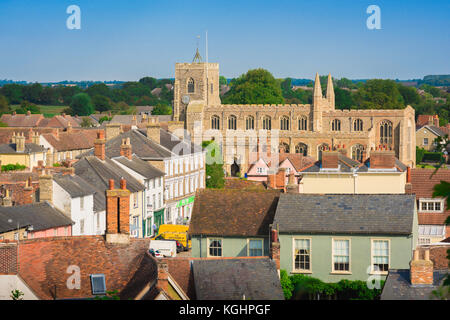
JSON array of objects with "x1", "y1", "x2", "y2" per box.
[
  {"x1": 279, "y1": 142, "x2": 290, "y2": 153},
  {"x1": 331, "y1": 119, "x2": 341, "y2": 131},
  {"x1": 318, "y1": 143, "x2": 330, "y2": 161},
  {"x1": 380, "y1": 120, "x2": 393, "y2": 145},
  {"x1": 246, "y1": 116, "x2": 254, "y2": 130},
  {"x1": 280, "y1": 116, "x2": 290, "y2": 131},
  {"x1": 188, "y1": 78, "x2": 195, "y2": 93},
  {"x1": 295, "y1": 143, "x2": 308, "y2": 156},
  {"x1": 211, "y1": 115, "x2": 220, "y2": 130},
  {"x1": 298, "y1": 116, "x2": 308, "y2": 131},
  {"x1": 353, "y1": 119, "x2": 363, "y2": 131},
  {"x1": 262, "y1": 116, "x2": 271, "y2": 130},
  {"x1": 351, "y1": 144, "x2": 365, "y2": 162},
  {"x1": 228, "y1": 115, "x2": 237, "y2": 130}
]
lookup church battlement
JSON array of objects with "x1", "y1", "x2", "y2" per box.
[{"x1": 208, "y1": 104, "x2": 311, "y2": 109}]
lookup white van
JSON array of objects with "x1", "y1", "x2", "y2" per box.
[{"x1": 149, "y1": 240, "x2": 177, "y2": 258}]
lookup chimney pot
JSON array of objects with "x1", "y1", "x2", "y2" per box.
[
  {"x1": 109, "y1": 179, "x2": 114, "y2": 190},
  {"x1": 120, "y1": 178, "x2": 126, "y2": 190}
]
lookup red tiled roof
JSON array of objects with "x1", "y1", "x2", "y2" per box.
[
  {"x1": 16, "y1": 236, "x2": 150, "y2": 299},
  {"x1": 42, "y1": 129, "x2": 99, "y2": 151},
  {"x1": 0, "y1": 114, "x2": 44, "y2": 127}
]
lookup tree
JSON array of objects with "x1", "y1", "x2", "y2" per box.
[
  {"x1": 16, "y1": 101, "x2": 40, "y2": 114},
  {"x1": 353, "y1": 79, "x2": 405, "y2": 109},
  {"x1": 80, "y1": 117, "x2": 93, "y2": 128},
  {"x1": 0, "y1": 95, "x2": 10, "y2": 114},
  {"x1": 222, "y1": 69, "x2": 284, "y2": 104},
  {"x1": 86, "y1": 83, "x2": 110, "y2": 98},
  {"x1": 219, "y1": 76, "x2": 228, "y2": 86},
  {"x1": 92, "y1": 95, "x2": 112, "y2": 112},
  {"x1": 334, "y1": 88, "x2": 355, "y2": 109},
  {"x1": 151, "y1": 104, "x2": 172, "y2": 115},
  {"x1": 70, "y1": 93, "x2": 94, "y2": 116},
  {"x1": 397, "y1": 84, "x2": 421, "y2": 105},
  {"x1": 202, "y1": 141, "x2": 225, "y2": 189},
  {"x1": 139, "y1": 77, "x2": 158, "y2": 90}
]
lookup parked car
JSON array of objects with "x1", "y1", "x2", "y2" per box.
[{"x1": 149, "y1": 249, "x2": 163, "y2": 258}]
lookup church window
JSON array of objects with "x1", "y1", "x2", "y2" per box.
[
  {"x1": 246, "y1": 116, "x2": 254, "y2": 130},
  {"x1": 211, "y1": 115, "x2": 220, "y2": 130},
  {"x1": 380, "y1": 120, "x2": 393, "y2": 145},
  {"x1": 331, "y1": 119, "x2": 341, "y2": 131},
  {"x1": 353, "y1": 119, "x2": 363, "y2": 131},
  {"x1": 187, "y1": 78, "x2": 195, "y2": 93},
  {"x1": 262, "y1": 116, "x2": 271, "y2": 130},
  {"x1": 351, "y1": 144, "x2": 365, "y2": 162},
  {"x1": 228, "y1": 115, "x2": 237, "y2": 130},
  {"x1": 295, "y1": 143, "x2": 308, "y2": 156},
  {"x1": 298, "y1": 116, "x2": 308, "y2": 131},
  {"x1": 280, "y1": 116, "x2": 290, "y2": 131}
]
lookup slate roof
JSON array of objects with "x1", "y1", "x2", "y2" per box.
[
  {"x1": 189, "y1": 189, "x2": 280, "y2": 237},
  {"x1": 300, "y1": 154, "x2": 407, "y2": 173},
  {"x1": 192, "y1": 258, "x2": 285, "y2": 300},
  {"x1": 157, "y1": 129, "x2": 202, "y2": 155},
  {"x1": 53, "y1": 174, "x2": 97, "y2": 198},
  {"x1": 273, "y1": 194, "x2": 416, "y2": 235},
  {"x1": 74, "y1": 156, "x2": 144, "y2": 193},
  {"x1": 0, "y1": 143, "x2": 46, "y2": 154},
  {"x1": 419, "y1": 125, "x2": 446, "y2": 137},
  {"x1": 381, "y1": 269, "x2": 448, "y2": 300},
  {"x1": 104, "y1": 130, "x2": 172, "y2": 160},
  {"x1": 113, "y1": 155, "x2": 164, "y2": 179},
  {"x1": 0, "y1": 201, "x2": 73, "y2": 233}
]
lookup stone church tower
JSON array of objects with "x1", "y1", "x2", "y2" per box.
[{"x1": 173, "y1": 52, "x2": 221, "y2": 122}]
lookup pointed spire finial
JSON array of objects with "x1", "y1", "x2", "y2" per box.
[
  {"x1": 314, "y1": 73, "x2": 322, "y2": 98},
  {"x1": 326, "y1": 73, "x2": 335, "y2": 109},
  {"x1": 193, "y1": 35, "x2": 203, "y2": 63}
]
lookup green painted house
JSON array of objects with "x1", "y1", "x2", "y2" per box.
[
  {"x1": 273, "y1": 193, "x2": 418, "y2": 282},
  {"x1": 188, "y1": 188, "x2": 281, "y2": 258}
]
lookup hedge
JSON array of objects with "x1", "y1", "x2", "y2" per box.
[
  {"x1": 422, "y1": 152, "x2": 444, "y2": 163},
  {"x1": 1, "y1": 163, "x2": 26, "y2": 172},
  {"x1": 280, "y1": 272, "x2": 384, "y2": 300}
]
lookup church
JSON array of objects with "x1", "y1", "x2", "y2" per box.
[{"x1": 172, "y1": 57, "x2": 416, "y2": 176}]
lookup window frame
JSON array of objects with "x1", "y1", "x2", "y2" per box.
[
  {"x1": 298, "y1": 116, "x2": 308, "y2": 131},
  {"x1": 331, "y1": 238, "x2": 352, "y2": 274},
  {"x1": 292, "y1": 237, "x2": 312, "y2": 273},
  {"x1": 419, "y1": 198, "x2": 444, "y2": 213},
  {"x1": 207, "y1": 237, "x2": 223, "y2": 257},
  {"x1": 247, "y1": 238, "x2": 264, "y2": 257},
  {"x1": 90, "y1": 274, "x2": 106, "y2": 295},
  {"x1": 370, "y1": 238, "x2": 390, "y2": 275}
]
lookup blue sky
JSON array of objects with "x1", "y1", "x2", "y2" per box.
[{"x1": 0, "y1": 0, "x2": 448, "y2": 82}]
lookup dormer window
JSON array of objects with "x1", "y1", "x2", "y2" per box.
[{"x1": 419, "y1": 199, "x2": 444, "y2": 213}]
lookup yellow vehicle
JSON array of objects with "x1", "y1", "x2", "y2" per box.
[{"x1": 152, "y1": 224, "x2": 191, "y2": 251}]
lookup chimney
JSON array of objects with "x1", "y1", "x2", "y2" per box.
[
  {"x1": 31, "y1": 131, "x2": 40, "y2": 145},
  {"x1": 146, "y1": 117, "x2": 160, "y2": 144},
  {"x1": 167, "y1": 121, "x2": 185, "y2": 140},
  {"x1": 267, "y1": 171, "x2": 277, "y2": 189},
  {"x1": 15, "y1": 132, "x2": 25, "y2": 153},
  {"x1": 286, "y1": 173, "x2": 298, "y2": 193},
  {"x1": 23, "y1": 176, "x2": 34, "y2": 204},
  {"x1": 276, "y1": 168, "x2": 287, "y2": 191},
  {"x1": 120, "y1": 138, "x2": 132, "y2": 160},
  {"x1": 404, "y1": 166, "x2": 413, "y2": 194},
  {"x1": 66, "y1": 122, "x2": 72, "y2": 133},
  {"x1": 2, "y1": 189, "x2": 12, "y2": 207},
  {"x1": 105, "y1": 123, "x2": 121, "y2": 141},
  {"x1": 11, "y1": 132, "x2": 16, "y2": 145},
  {"x1": 46, "y1": 149, "x2": 54, "y2": 167},
  {"x1": 156, "y1": 260, "x2": 170, "y2": 293},
  {"x1": 321, "y1": 150, "x2": 339, "y2": 169},
  {"x1": 410, "y1": 249, "x2": 434, "y2": 286},
  {"x1": 337, "y1": 144, "x2": 347, "y2": 157},
  {"x1": 12, "y1": 111, "x2": 16, "y2": 116},
  {"x1": 94, "y1": 130, "x2": 106, "y2": 161},
  {"x1": 270, "y1": 229, "x2": 280, "y2": 273},
  {"x1": 39, "y1": 171, "x2": 53, "y2": 203},
  {"x1": 369, "y1": 149, "x2": 395, "y2": 169},
  {"x1": 105, "y1": 178, "x2": 131, "y2": 244},
  {"x1": 26, "y1": 111, "x2": 31, "y2": 116}
]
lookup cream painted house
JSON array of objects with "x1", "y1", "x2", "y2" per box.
[
  {"x1": 0, "y1": 132, "x2": 47, "y2": 170},
  {"x1": 297, "y1": 150, "x2": 408, "y2": 194}
]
